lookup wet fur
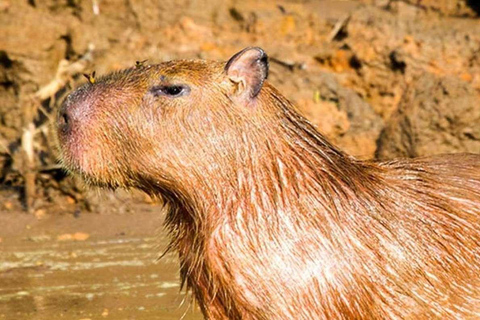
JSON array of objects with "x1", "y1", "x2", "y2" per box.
[{"x1": 58, "y1": 59, "x2": 480, "y2": 319}]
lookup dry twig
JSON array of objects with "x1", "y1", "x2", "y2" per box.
[
  {"x1": 19, "y1": 44, "x2": 95, "y2": 212},
  {"x1": 327, "y1": 14, "x2": 351, "y2": 42},
  {"x1": 270, "y1": 57, "x2": 305, "y2": 71}
]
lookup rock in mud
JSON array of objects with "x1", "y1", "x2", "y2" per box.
[{"x1": 376, "y1": 73, "x2": 480, "y2": 159}]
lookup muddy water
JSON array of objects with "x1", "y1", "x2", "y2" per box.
[{"x1": 0, "y1": 206, "x2": 203, "y2": 319}]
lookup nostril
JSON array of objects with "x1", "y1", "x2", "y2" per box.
[
  {"x1": 58, "y1": 108, "x2": 71, "y2": 133},
  {"x1": 61, "y1": 111, "x2": 68, "y2": 126}
]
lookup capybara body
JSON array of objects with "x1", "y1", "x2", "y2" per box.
[{"x1": 57, "y1": 48, "x2": 480, "y2": 319}]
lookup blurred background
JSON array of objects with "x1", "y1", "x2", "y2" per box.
[{"x1": 0, "y1": 0, "x2": 479, "y2": 319}]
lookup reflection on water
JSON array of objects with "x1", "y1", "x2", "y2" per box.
[{"x1": 0, "y1": 234, "x2": 203, "y2": 319}]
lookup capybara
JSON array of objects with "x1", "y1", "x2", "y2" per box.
[{"x1": 57, "y1": 47, "x2": 480, "y2": 319}]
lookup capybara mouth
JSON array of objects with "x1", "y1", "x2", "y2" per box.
[
  {"x1": 57, "y1": 85, "x2": 94, "y2": 174},
  {"x1": 56, "y1": 81, "x2": 121, "y2": 182}
]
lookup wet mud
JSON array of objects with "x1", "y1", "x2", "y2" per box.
[{"x1": 0, "y1": 205, "x2": 202, "y2": 319}]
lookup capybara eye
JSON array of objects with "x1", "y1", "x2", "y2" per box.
[{"x1": 150, "y1": 84, "x2": 190, "y2": 98}]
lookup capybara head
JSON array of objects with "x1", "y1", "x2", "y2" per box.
[{"x1": 57, "y1": 48, "x2": 276, "y2": 192}]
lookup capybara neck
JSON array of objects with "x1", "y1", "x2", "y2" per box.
[
  {"x1": 58, "y1": 47, "x2": 480, "y2": 319},
  {"x1": 158, "y1": 87, "x2": 383, "y2": 318},
  {"x1": 150, "y1": 83, "x2": 364, "y2": 219}
]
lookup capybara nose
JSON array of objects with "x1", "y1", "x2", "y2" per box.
[{"x1": 57, "y1": 89, "x2": 91, "y2": 137}]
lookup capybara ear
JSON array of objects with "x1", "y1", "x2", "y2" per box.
[{"x1": 224, "y1": 47, "x2": 269, "y2": 101}]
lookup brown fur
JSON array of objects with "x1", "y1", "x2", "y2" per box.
[{"x1": 57, "y1": 53, "x2": 480, "y2": 319}]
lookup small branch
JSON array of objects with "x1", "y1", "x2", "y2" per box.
[
  {"x1": 18, "y1": 45, "x2": 95, "y2": 212},
  {"x1": 21, "y1": 100, "x2": 37, "y2": 213},
  {"x1": 34, "y1": 44, "x2": 95, "y2": 101},
  {"x1": 38, "y1": 164, "x2": 63, "y2": 172},
  {"x1": 327, "y1": 14, "x2": 351, "y2": 42},
  {"x1": 385, "y1": 0, "x2": 435, "y2": 13},
  {"x1": 0, "y1": 138, "x2": 12, "y2": 156},
  {"x1": 92, "y1": 0, "x2": 100, "y2": 15},
  {"x1": 270, "y1": 57, "x2": 305, "y2": 72}
]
